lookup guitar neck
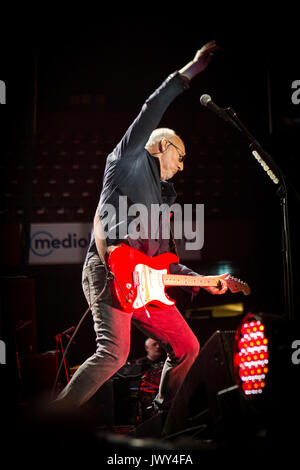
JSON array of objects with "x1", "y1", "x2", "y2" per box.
[{"x1": 162, "y1": 274, "x2": 220, "y2": 288}]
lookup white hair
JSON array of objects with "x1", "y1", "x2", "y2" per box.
[{"x1": 145, "y1": 128, "x2": 177, "y2": 147}]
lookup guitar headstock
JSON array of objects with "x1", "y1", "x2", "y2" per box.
[{"x1": 225, "y1": 275, "x2": 251, "y2": 295}]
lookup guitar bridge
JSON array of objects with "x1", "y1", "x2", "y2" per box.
[{"x1": 132, "y1": 271, "x2": 140, "y2": 288}]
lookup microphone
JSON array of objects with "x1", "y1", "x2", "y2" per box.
[
  {"x1": 200, "y1": 94, "x2": 232, "y2": 122},
  {"x1": 200, "y1": 94, "x2": 242, "y2": 132}
]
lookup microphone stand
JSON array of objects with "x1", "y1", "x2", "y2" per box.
[
  {"x1": 55, "y1": 326, "x2": 76, "y2": 385},
  {"x1": 224, "y1": 107, "x2": 294, "y2": 321}
]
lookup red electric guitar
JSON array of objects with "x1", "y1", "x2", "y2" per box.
[{"x1": 107, "y1": 244, "x2": 251, "y2": 313}]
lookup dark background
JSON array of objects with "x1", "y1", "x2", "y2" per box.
[{"x1": 1, "y1": 23, "x2": 300, "y2": 376}]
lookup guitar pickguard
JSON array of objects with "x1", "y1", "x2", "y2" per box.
[{"x1": 132, "y1": 263, "x2": 174, "y2": 309}]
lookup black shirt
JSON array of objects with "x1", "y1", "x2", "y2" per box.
[{"x1": 85, "y1": 71, "x2": 199, "y2": 282}]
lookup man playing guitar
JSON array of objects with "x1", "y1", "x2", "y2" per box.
[{"x1": 54, "y1": 41, "x2": 248, "y2": 416}]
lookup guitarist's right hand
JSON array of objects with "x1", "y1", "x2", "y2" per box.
[
  {"x1": 104, "y1": 244, "x2": 119, "y2": 264},
  {"x1": 106, "y1": 245, "x2": 118, "y2": 255}
]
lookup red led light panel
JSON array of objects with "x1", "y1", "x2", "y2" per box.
[{"x1": 234, "y1": 314, "x2": 269, "y2": 397}]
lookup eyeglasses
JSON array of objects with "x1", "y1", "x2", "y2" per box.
[{"x1": 166, "y1": 140, "x2": 186, "y2": 162}]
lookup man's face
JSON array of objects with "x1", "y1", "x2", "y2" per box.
[
  {"x1": 159, "y1": 136, "x2": 185, "y2": 180},
  {"x1": 145, "y1": 339, "x2": 162, "y2": 361}
]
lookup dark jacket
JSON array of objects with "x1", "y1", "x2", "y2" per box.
[{"x1": 85, "y1": 71, "x2": 199, "y2": 281}]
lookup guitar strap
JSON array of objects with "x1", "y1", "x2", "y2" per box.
[{"x1": 169, "y1": 213, "x2": 180, "y2": 258}]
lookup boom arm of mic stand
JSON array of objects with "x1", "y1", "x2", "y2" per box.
[{"x1": 224, "y1": 107, "x2": 294, "y2": 321}]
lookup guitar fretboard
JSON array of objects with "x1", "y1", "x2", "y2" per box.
[{"x1": 162, "y1": 274, "x2": 220, "y2": 288}]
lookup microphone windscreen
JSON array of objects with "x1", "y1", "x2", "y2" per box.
[{"x1": 200, "y1": 94, "x2": 212, "y2": 107}]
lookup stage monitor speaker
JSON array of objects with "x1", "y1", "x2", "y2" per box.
[
  {"x1": 163, "y1": 330, "x2": 235, "y2": 439},
  {"x1": 129, "y1": 411, "x2": 168, "y2": 439}
]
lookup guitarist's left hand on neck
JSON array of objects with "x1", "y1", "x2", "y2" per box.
[{"x1": 201, "y1": 273, "x2": 229, "y2": 295}]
